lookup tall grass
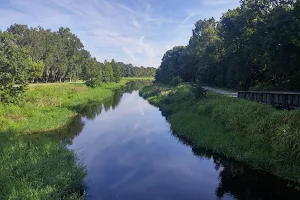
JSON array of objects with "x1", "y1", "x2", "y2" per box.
[
  {"x1": 140, "y1": 84, "x2": 300, "y2": 183},
  {"x1": 0, "y1": 136, "x2": 86, "y2": 200},
  {"x1": 0, "y1": 80, "x2": 131, "y2": 199},
  {"x1": 1, "y1": 81, "x2": 128, "y2": 133}
]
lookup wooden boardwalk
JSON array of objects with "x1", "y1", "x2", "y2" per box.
[{"x1": 238, "y1": 91, "x2": 300, "y2": 109}]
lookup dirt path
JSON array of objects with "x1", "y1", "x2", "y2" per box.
[
  {"x1": 29, "y1": 81, "x2": 84, "y2": 87},
  {"x1": 204, "y1": 86, "x2": 238, "y2": 97}
]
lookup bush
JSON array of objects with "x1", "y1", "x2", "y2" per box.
[
  {"x1": 249, "y1": 82, "x2": 287, "y2": 91},
  {"x1": 192, "y1": 81, "x2": 207, "y2": 98},
  {"x1": 0, "y1": 86, "x2": 27, "y2": 104},
  {"x1": 170, "y1": 76, "x2": 183, "y2": 86},
  {"x1": 85, "y1": 78, "x2": 102, "y2": 88},
  {"x1": 163, "y1": 85, "x2": 193, "y2": 105}
]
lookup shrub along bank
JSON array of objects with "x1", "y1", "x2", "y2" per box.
[
  {"x1": 140, "y1": 84, "x2": 300, "y2": 184},
  {"x1": 0, "y1": 79, "x2": 135, "y2": 199}
]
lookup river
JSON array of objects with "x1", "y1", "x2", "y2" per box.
[{"x1": 59, "y1": 81, "x2": 300, "y2": 199}]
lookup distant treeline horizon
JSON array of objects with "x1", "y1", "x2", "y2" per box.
[{"x1": 0, "y1": 24, "x2": 156, "y2": 102}]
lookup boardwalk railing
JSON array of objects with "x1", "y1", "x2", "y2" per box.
[{"x1": 238, "y1": 91, "x2": 300, "y2": 109}]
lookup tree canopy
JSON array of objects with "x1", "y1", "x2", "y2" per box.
[
  {"x1": 0, "y1": 32, "x2": 34, "y2": 103},
  {"x1": 156, "y1": 0, "x2": 300, "y2": 91}
]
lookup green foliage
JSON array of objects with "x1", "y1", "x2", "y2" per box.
[
  {"x1": 28, "y1": 59, "x2": 44, "y2": 83},
  {"x1": 102, "y1": 60, "x2": 114, "y2": 82},
  {"x1": 85, "y1": 77, "x2": 102, "y2": 88},
  {"x1": 140, "y1": 84, "x2": 300, "y2": 183},
  {"x1": 170, "y1": 76, "x2": 183, "y2": 86},
  {"x1": 0, "y1": 137, "x2": 86, "y2": 200},
  {"x1": 1, "y1": 24, "x2": 155, "y2": 100},
  {"x1": 155, "y1": 46, "x2": 186, "y2": 84},
  {"x1": 191, "y1": 81, "x2": 207, "y2": 98},
  {"x1": 0, "y1": 32, "x2": 32, "y2": 103},
  {"x1": 119, "y1": 62, "x2": 156, "y2": 78},
  {"x1": 163, "y1": 85, "x2": 194, "y2": 107},
  {"x1": 111, "y1": 59, "x2": 122, "y2": 82},
  {"x1": 155, "y1": 1, "x2": 300, "y2": 91}
]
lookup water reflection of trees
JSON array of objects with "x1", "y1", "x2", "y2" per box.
[
  {"x1": 174, "y1": 135, "x2": 300, "y2": 199},
  {"x1": 50, "y1": 115, "x2": 85, "y2": 145},
  {"x1": 103, "y1": 88, "x2": 123, "y2": 112},
  {"x1": 125, "y1": 80, "x2": 153, "y2": 93},
  {"x1": 77, "y1": 88, "x2": 124, "y2": 118},
  {"x1": 77, "y1": 103, "x2": 103, "y2": 120},
  {"x1": 51, "y1": 81, "x2": 152, "y2": 144},
  {"x1": 77, "y1": 80, "x2": 153, "y2": 119}
]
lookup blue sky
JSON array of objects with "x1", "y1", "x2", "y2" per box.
[{"x1": 0, "y1": 0, "x2": 240, "y2": 67}]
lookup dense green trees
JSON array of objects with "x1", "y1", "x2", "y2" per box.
[
  {"x1": 0, "y1": 32, "x2": 39, "y2": 103},
  {"x1": 0, "y1": 24, "x2": 156, "y2": 102},
  {"x1": 103, "y1": 60, "x2": 114, "y2": 82},
  {"x1": 111, "y1": 59, "x2": 122, "y2": 82},
  {"x1": 156, "y1": 0, "x2": 300, "y2": 91},
  {"x1": 118, "y1": 62, "x2": 156, "y2": 77},
  {"x1": 155, "y1": 46, "x2": 186, "y2": 84}
]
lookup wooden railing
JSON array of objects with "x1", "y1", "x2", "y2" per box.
[{"x1": 238, "y1": 91, "x2": 300, "y2": 109}]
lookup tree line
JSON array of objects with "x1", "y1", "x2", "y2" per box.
[
  {"x1": 0, "y1": 24, "x2": 156, "y2": 103},
  {"x1": 118, "y1": 62, "x2": 156, "y2": 77},
  {"x1": 156, "y1": 0, "x2": 300, "y2": 91}
]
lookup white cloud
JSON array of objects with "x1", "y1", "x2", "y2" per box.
[
  {"x1": 0, "y1": 0, "x2": 240, "y2": 67},
  {"x1": 122, "y1": 47, "x2": 136, "y2": 61},
  {"x1": 131, "y1": 18, "x2": 141, "y2": 29}
]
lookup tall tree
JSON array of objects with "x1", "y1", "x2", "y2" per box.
[
  {"x1": 111, "y1": 59, "x2": 122, "y2": 82},
  {"x1": 0, "y1": 32, "x2": 35, "y2": 102},
  {"x1": 155, "y1": 46, "x2": 185, "y2": 84},
  {"x1": 155, "y1": 0, "x2": 300, "y2": 91},
  {"x1": 103, "y1": 60, "x2": 113, "y2": 82}
]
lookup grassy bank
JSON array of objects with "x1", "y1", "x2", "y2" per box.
[
  {"x1": 0, "y1": 79, "x2": 134, "y2": 199},
  {"x1": 1, "y1": 80, "x2": 130, "y2": 133},
  {"x1": 140, "y1": 84, "x2": 300, "y2": 184}
]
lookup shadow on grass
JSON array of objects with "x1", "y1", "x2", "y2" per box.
[{"x1": 0, "y1": 118, "x2": 87, "y2": 199}]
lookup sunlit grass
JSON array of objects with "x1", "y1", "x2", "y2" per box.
[{"x1": 1, "y1": 81, "x2": 129, "y2": 133}]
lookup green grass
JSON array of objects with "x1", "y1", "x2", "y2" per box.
[
  {"x1": 0, "y1": 79, "x2": 132, "y2": 199},
  {"x1": 0, "y1": 137, "x2": 86, "y2": 200},
  {"x1": 1, "y1": 80, "x2": 129, "y2": 133},
  {"x1": 140, "y1": 84, "x2": 300, "y2": 184}
]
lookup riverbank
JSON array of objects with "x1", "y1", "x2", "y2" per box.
[
  {"x1": 0, "y1": 79, "x2": 144, "y2": 199},
  {"x1": 140, "y1": 84, "x2": 300, "y2": 185}
]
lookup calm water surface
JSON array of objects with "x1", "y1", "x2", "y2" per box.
[{"x1": 62, "y1": 82, "x2": 300, "y2": 200}]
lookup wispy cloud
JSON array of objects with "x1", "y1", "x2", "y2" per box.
[
  {"x1": 131, "y1": 18, "x2": 141, "y2": 29},
  {"x1": 0, "y1": 0, "x2": 240, "y2": 67}
]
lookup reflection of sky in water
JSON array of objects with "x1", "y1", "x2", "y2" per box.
[
  {"x1": 66, "y1": 90, "x2": 300, "y2": 200},
  {"x1": 68, "y1": 91, "x2": 229, "y2": 199}
]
